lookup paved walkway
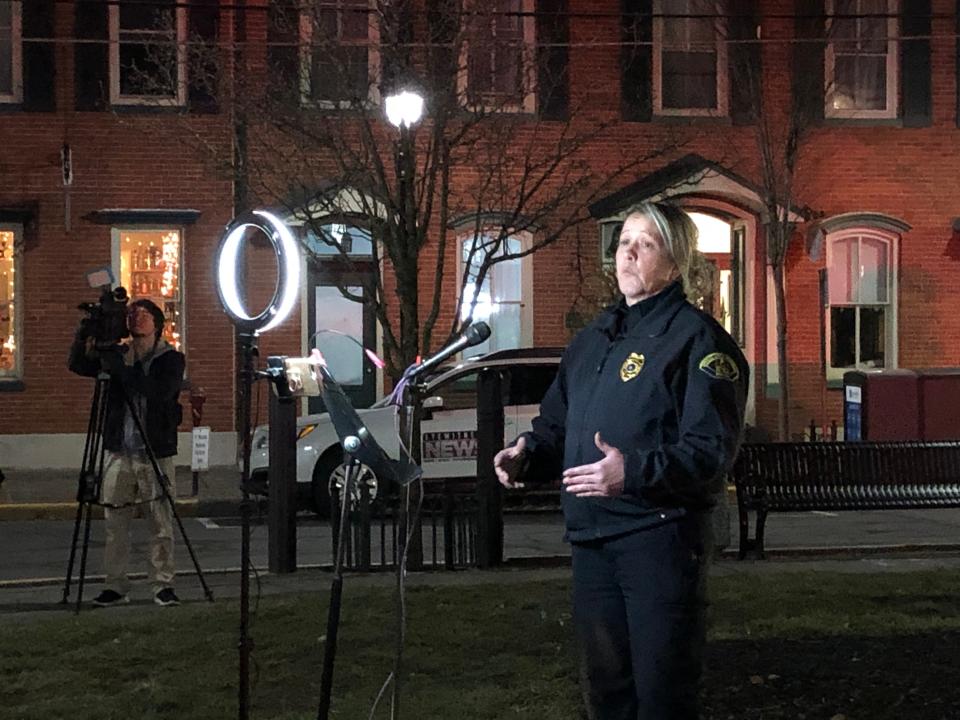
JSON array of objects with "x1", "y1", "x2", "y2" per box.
[
  {"x1": 3, "y1": 464, "x2": 960, "y2": 617},
  {"x1": 0, "y1": 465, "x2": 243, "y2": 520}
]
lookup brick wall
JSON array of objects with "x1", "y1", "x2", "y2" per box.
[
  {"x1": 3, "y1": 0, "x2": 960, "y2": 449},
  {"x1": 0, "y1": 1, "x2": 236, "y2": 441}
]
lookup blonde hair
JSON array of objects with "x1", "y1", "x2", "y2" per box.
[{"x1": 623, "y1": 201, "x2": 698, "y2": 291}]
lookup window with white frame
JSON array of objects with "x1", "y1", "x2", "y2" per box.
[
  {"x1": 458, "y1": 230, "x2": 532, "y2": 357},
  {"x1": 653, "y1": 0, "x2": 728, "y2": 116},
  {"x1": 0, "y1": 226, "x2": 21, "y2": 379},
  {"x1": 109, "y1": 0, "x2": 187, "y2": 105},
  {"x1": 826, "y1": 229, "x2": 896, "y2": 377},
  {"x1": 459, "y1": 0, "x2": 536, "y2": 112},
  {"x1": 825, "y1": 0, "x2": 898, "y2": 118},
  {"x1": 0, "y1": 1, "x2": 22, "y2": 103},
  {"x1": 300, "y1": 0, "x2": 380, "y2": 106},
  {"x1": 117, "y1": 228, "x2": 185, "y2": 353}
]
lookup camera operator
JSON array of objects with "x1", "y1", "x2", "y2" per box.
[{"x1": 69, "y1": 298, "x2": 185, "y2": 607}]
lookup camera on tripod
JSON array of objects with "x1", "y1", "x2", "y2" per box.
[{"x1": 77, "y1": 284, "x2": 130, "y2": 349}]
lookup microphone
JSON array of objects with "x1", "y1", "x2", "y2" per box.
[{"x1": 404, "y1": 322, "x2": 491, "y2": 381}]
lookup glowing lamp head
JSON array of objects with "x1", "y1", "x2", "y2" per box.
[
  {"x1": 215, "y1": 209, "x2": 300, "y2": 335},
  {"x1": 384, "y1": 91, "x2": 424, "y2": 128}
]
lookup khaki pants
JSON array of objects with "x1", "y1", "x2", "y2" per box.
[{"x1": 101, "y1": 452, "x2": 176, "y2": 595}]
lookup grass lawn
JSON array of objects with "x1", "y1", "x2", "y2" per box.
[{"x1": 2, "y1": 569, "x2": 960, "y2": 719}]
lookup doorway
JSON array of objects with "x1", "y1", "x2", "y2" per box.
[{"x1": 304, "y1": 223, "x2": 378, "y2": 411}]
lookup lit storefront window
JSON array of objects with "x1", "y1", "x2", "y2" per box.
[
  {"x1": 0, "y1": 229, "x2": 19, "y2": 377},
  {"x1": 118, "y1": 229, "x2": 183, "y2": 351}
]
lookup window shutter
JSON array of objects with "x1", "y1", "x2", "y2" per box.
[
  {"x1": 426, "y1": 0, "x2": 458, "y2": 102},
  {"x1": 381, "y1": 3, "x2": 414, "y2": 99},
  {"x1": 188, "y1": 1, "x2": 220, "y2": 113},
  {"x1": 21, "y1": 0, "x2": 55, "y2": 111},
  {"x1": 729, "y1": 0, "x2": 760, "y2": 125},
  {"x1": 792, "y1": 0, "x2": 824, "y2": 125},
  {"x1": 268, "y1": 0, "x2": 300, "y2": 104},
  {"x1": 957, "y1": 1, "x2": 960, "y2": 128},
  {"x1": 900, "y1": 1, "x2": 931, "y2": 128},
  {"x1": 74, "y1": 0, "x2": 109, "y2": 111},
  {"x1": 536, "y1": 0, "x2": 569, "y2": 120},
  {"x1": 620, "y1": 0, "x2": 652, "y2": 122}
]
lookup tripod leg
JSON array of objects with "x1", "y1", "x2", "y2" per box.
[
  {"x1": 75, "y1": 501, "x2": 95, "y2": 614},
  {"x1": 161, "y1": 481, "x2": 215, "y2": 602},
  {"x1": 239, "y1": 491, "x2": 252, "y2": 719},
  {"x1": 62, "y1": 498, "x2": 86, "y2": 605},
  {"x1": 317, "y1": 454, "x2": 357, "y2": 720},
  {"x1": 63, "y1": 376, "x2": 110, "y2": 608}
]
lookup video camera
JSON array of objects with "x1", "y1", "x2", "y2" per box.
[{"x1": 77, "y1": 285, "x2": 130, "y2": 348}]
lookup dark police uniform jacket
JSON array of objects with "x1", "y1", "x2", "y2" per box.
[{"x1": 520, "y1": 281, "x2": 748, "y2": 542}]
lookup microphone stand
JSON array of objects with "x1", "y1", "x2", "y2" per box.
[{"x1": 317, "y1": 436, "x2": 360, "y2": 720}]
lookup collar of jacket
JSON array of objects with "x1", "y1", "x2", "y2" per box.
[
  {"x1": 132, "y1": 338, "x2": 174, "y2": 375},
  {"x1": 594, "y1": 281, "x2": 688, "y2": 340}
]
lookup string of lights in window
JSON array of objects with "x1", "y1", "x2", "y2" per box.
[{"x1": 123, "y1": 230, "x2": 182, "y2": 351}]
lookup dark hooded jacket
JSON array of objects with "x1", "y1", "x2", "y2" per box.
[
  {"x1": 520, "y1": 281, "x2": 748, "y2": 542},
  {"x1": 69, "y1": 336, "x2": 185, "y2": 459}
]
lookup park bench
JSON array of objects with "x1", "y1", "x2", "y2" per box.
[{"x1": 730, "y1": 441, "x2": 960, "y2": 558}]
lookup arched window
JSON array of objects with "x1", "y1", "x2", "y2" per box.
[
  {"x1": 826, "y1": 228, "x2": 897, "y2": 377},
  {"x1": 302, "y1": 220, "x2": 377, "y2": 408},
  {"x1": 457, "y1": 228, "x2": 532, "y2": 357}
]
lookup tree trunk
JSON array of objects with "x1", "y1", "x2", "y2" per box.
[
  {"x1": 772, "y1": 260, "x2": 790, "y2": 441},
  {"x1": 398, "y1": 275, "x2": 419, "y2": 372}
]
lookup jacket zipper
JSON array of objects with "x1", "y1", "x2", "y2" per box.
[
  {"x1": 578, "y1": 337, "x2": 619, "y2": 532},
  {"x1": 596, "y1": 340, "x2": 616, "y2": 374}
]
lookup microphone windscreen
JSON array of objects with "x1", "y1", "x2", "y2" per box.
[{"x1": 465, "y1": 321, "x2": 491, "y2": 345}]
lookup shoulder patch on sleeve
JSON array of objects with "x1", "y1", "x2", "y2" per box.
[{"x1": 698, "y1": 352, "x2": 740, "y2": 381}]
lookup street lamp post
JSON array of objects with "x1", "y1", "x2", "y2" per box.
[
  {"x1": 383, "y1": 88, "x2": 424, "y2": 720},
  {"x1": 385, "y1": 90, "x2": 424, "y2": 360}
]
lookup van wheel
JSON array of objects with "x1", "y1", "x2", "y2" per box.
[{"x1": 311, "y1": 451, "x2": 379, "y2": 519}]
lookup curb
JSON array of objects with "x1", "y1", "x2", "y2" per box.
[
  {"x1": 0, "y1": 498, "x2": 246, "y2": 522},
  {"x1": 720, "y1": 542, "x2": 960, "y2": 560}
]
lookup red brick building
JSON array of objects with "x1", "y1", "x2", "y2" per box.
[{"x1": 1, "y1": 0, "x2": 958, "y2": 471}]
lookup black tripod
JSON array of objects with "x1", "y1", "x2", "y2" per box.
[
  {"x1": 61, "y1": 367, "x2": 214, "y2": 613},
  {"x1": 317, "y1": 435, "x2": 362, "y2": 720}
]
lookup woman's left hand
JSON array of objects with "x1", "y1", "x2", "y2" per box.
[{"x1": 562, "y1": 432, "x2": 625, "y2": 497}]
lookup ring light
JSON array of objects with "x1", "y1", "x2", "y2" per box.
[{"x1": 215, "y1": 209, "x2": 300, "y2": 334}]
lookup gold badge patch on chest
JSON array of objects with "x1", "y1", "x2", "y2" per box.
[
  {"x1": 619, "y1": 352, "x2": 645, "y2": 382},
  {"x1": 698, "y1": 352, "x2": 740, "y2": 381}
]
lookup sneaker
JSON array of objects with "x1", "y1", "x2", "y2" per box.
[
  {"x1": 154, "y1": 588, "x2": 181, "y2": 607},
  {"x1": 92, "y1": 589, "x2": 129, "y2": 607}
]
